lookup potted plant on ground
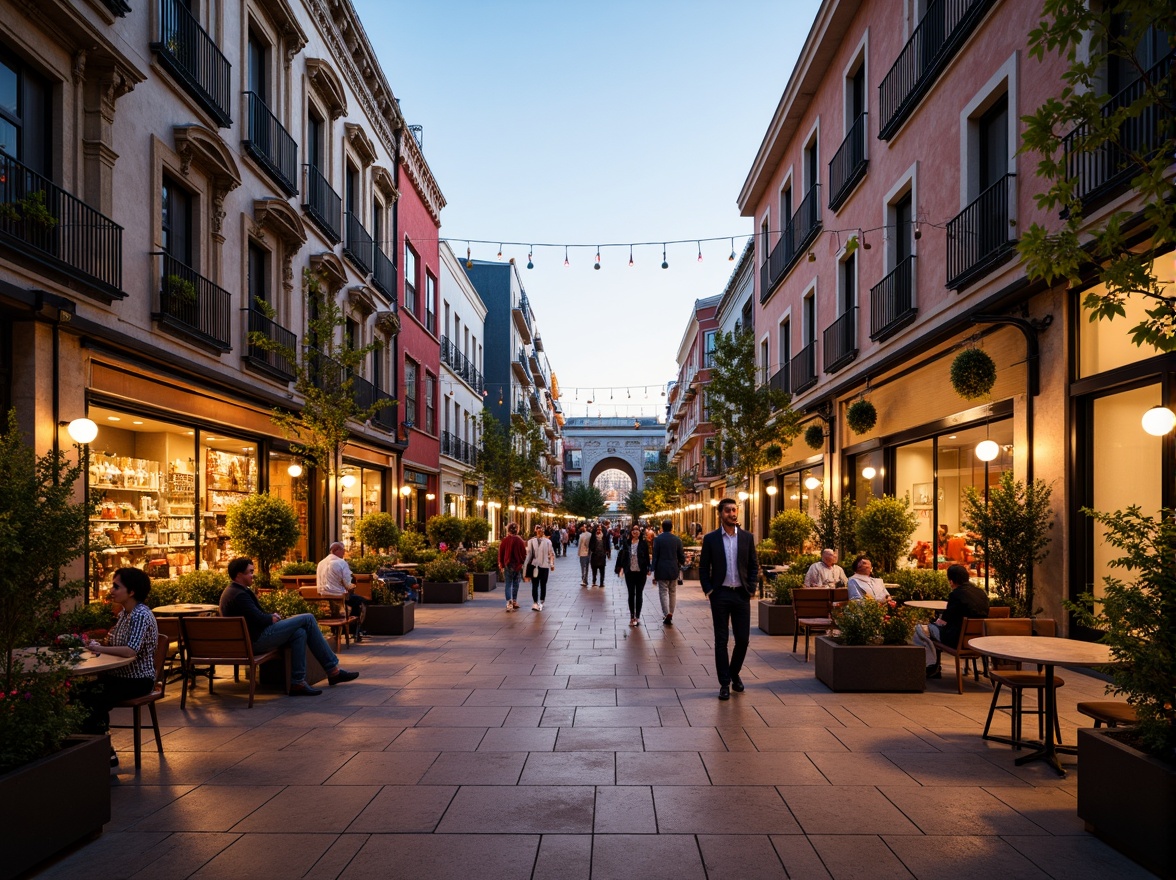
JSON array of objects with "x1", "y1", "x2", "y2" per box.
[
  {"x1": 855, "y1": 496, "x2": 918, "y2": 574},
  {"x1": 425, "y1": 514, "x2": 468, "y2": 550},
  {"x1": 759, "y1": 572, "x2": 803, "y2": 635},
  {"x1": 469, "y1": 542, "x2": 499, "y2": 592},
  {"x1": 363, "y1": 576, "x2": 415, "y2": 636},
  {"x1": 224, "y1": 493, "x2": 301, "y2": 589},
  {"x1": 463, "y1": 516, "x2": 492, "y2": 548},
  {"x1": 0, "y1": 411, "x2": 110, "y2": 877},
  {"x1": 418, "y1": 552, "x2": 469, "y2": 604},
  {"x1": 1071, "y1": 506, "x2": 1175, "y2": 879},
  {"x1": 815, "y1": 597, "x2": 924, "y2": 692}
]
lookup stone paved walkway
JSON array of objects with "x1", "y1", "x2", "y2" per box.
[{"x1": 38, "y1": 563, "x2": 1153, "y2": 879}]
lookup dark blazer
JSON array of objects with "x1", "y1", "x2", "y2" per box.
[
  {"x1": 651, "y1": 531, "x2": 685, "y2": 581},
  {"x1": 698, "y1": 527, "x2": 758, "y2": 596},
  {"x1": 939, "y1": 582, "x2": 990, "y2": 647},
  {"x1": 614, "y1": 538, "x2": 651, "y2": 576}
]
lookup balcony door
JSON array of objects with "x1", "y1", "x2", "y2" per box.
[{"x1": 161, "y1": 176, "x2": 193, "y2": 267}]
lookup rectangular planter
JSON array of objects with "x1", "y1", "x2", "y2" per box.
[
  {"x1": 814, "y1": 636, "x2": 926, "y2": 693},
  {"x1": 472, "y1": 572, "x2": 496, "y2": 592},
  {"x1": 420, "y1": 580, "x2": 467, "y2": 604},
  {"x1": 363, "y1": 601, "x2": 415, "y2": 635},
  {"x1": 261, "y1": 644, "x2": 328, "y2": 690},
  {"x1": 758, "y1": 600, "x2": 796, "y2": 635},
  {"x1": 1078, "y1": 727, "x2": 1176, "y2": 878},
  {"x1": 0, "y1": 734, "x2": 111, "y2": 879}
]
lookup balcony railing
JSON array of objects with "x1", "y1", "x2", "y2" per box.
[
  {"x1": 0, "y1": 152, "x2": 123, "y2": 298},
  {"x1": 512, "y1": 292, "x2": 534, "y2": 343},
  {"x1": 153, "y1": 0, "x2": 232, "y2": 127},
  {"x1": 768, "y1": 364, "x2": 790, "y2": 395},
  {"x1": 529, "y1": 349, "x2": 549, "y2": 388},
  {"x1": 155, "y1": 252, "x2": 231, "y2": 350},
  {"x1": 828, "y1": 112, "x2": 868, "y2": 211},
  {"x1": 351, "y1": 372, "x2": 396, "y2": 431},
  {"x1": 1063, "y1": 52, "x2": 1174, "y2": 209},
  {"x1": 760, "y1": 186, "x2": 822, "y2": 303},
  {"x1": 878, "y1": 0, "x2": 997, "y2": 140},
  {"x1": 243, "y1": 91, "x2": 297, "y2": 196},
  {"x1": 511, "y1": 347, "x2": 533, "y2": 385},
  {"x1": 823, "y1": 307, "x2": 858, "y2": 374},
  {"x1": 870, "y1": 256, "x2": 917, "y2": 341},
  {"x1": 301, "y1": 164, "x2": 340, "y2": 243},
  {"x1": 946, "y1": 173, "x2": 1016, "y2": 290},
  {"x1": 372, "y1": 243, "x2": 395, "y2": 299},
  {"x1": 441, "y1": 431, "x2": 477, "y2": 465},
  {"x1": 441, "y1": 337, "x2": 484, "y2": 393},
  {"x1": 343, "y1": 211, "x2": 372, "y2": 275},
  {"x1": 244, "y1": 307, "x2": 297, "y2": 382},
  {"x1": 790, "y1": 341, "x2": 817, "y2": 394}
]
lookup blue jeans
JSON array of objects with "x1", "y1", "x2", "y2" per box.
[
  {"x1": 504, "y1": 566, "x2": 522, "y2": 603},
  {"x1": 253, "y1": 613, "x2": 339, "y2": 686}
]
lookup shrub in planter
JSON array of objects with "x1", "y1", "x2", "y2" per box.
[
  {"x1": 885, "y1": 569, "x2": 950, "y2": 604},
  {"x1": 365, "y1": 579, "x2": 414, "y2": 635},
  {"x1": 814, "y1": 497, "x2": 858, "y2": 560},
  {"x1": 173, "y1": 570, "x2": 230, "y2": 605},
  {"x1": 770, "y1": 509, "x2": 815, "y2": 562},
  {"x1": 356, "y1": 512, "x2": 400, "y2": 555},
  {"x1": 804, "y1": 424, "x2": 825, "y2": 450},
  {"x1": 846, "y1": 399, "x2": 878, "y2": 434},
  {"x1": 224, "y1": 493, "x2": 301, "y2": 589},
  {"x1": 425, "y1": 514, "x2": 467, "y2": 549},
  {"x1": 950, "y1": 348, "x2": 997, "y2": 399},
  {"x1": 279, "y1": 561, "x2": 317, "y2": 576},
  {"x1": 348, "y1": 554, "x2": 393, "y2": 575},
  {"x1": 258, "y1": 588, "x2": 324, "y2": 620},
  {"x1": 398, "y1": 530, "x2": 427, "y2": 562},
  {"x1": 771, "y1": 572, "x2": 804, "y2": 606},
  {"x1": 463, "y1": 516, "x2": 492, "y2": 546},
  {"x1": 420, "y1": 552, "x2": 468, "y2": 584},
  {"x1": 855, "y1": 496, "x2": 918, "y2": 573},
  {"x1": 756, "y1": 539, "x2": 781, "y2": 568},
  {"x1": 792, "y1": 552, "x2": 821, "y2": 572}
]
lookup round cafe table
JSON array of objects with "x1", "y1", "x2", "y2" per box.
[
  {"x1": 903, "y1": 599, "x2": 948, "y2": 611},
  {"x1": 152, "y1": 603, "x2": 219, "y2": 617},
  {"x1": 14, "y1": 646, "x2": 135, "y2": 675},
  {"x1": 969, "y1": 635, "x2": 1116, "y2": 777}
]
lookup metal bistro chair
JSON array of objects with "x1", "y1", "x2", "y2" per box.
[
  {"x1": 179, "y1": 616, "x2": 279, "y2": 709},
  {"x1": 109, "y1": 633, "x2": 170, "y2": 768}
]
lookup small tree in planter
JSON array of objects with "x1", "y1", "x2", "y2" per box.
[
  {"x1": 425, "y1": 514, "x2": 468, "y2": 549},
  {"x1": 814, "y1": 496, "x2": 857, "y2": 560},
  {"x1": 355, "y1": 512, "x2": 400, "y2": 557},
  {"x1": 758, "y1": 572, "x2": 804, "y2": 636},
  {"x1": 854, "y1": 496, "x2": 917, "y2": 574},
  {"x1": 463, "y1": 516, "x2": 492, "y2": 547},
  {"x1": 962, "y1": 471, "x2": 1053, "y2": 617},
  {"x1": 224, "y1": 493, "x2": 301, "y2": 590},
  {"x1": 769, "y1": 509, "x2": 815, "y2": 563}
]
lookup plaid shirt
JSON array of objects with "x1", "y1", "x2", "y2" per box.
[{"x1": 106, "y1": 603, "x2": 158, "y2": 680}]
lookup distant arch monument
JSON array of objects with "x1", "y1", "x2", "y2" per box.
[{"x1": 561, "y1": 417, "x2": 665, "y2": 510}]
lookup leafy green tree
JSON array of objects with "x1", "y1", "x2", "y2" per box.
[
  {"x1": 963, "y1": 472, "x2": 1053, "y2": 617},
  {"x1": 1020, "y1": 1, "x2": 1176, "y2": 349},
  {"x1": 643, "y1": 461, "x2": 687, "y2": 514},
  {"x1": 706, "y1": 328, "x2": 801, "y2": 493},
  {"x1": 563, "y1": 481, "x2": 606, "y2": 519},
  {"x1": 854, "y1": 496, "x2": 918, "y2": 574},
  {"x1": 224, "y1": 493, "x2": 301, "y2": 589},
  {"x1": 814, "y1": 496, "x2": 858, "y2": 560},
  {"x1": 425, "y1": 514, "x2": 468, "y2": 548},
  {"x1": 355, "y1": 512, "x2": 401, "y2": 554},
  {"x1": 624, "y1": 486, "x2": 648, "y2": 519},
  {"x1": 769, "y1": 509, "x2": 815, "y2": 562},
  {"x1": 465, "y1": 408, "x2": 551, "y2": 523}
]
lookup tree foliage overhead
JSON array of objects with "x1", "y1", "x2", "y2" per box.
[
  {"x1": 705, "y1": 328, "x2": 801, "y2": 491},
  {"x1": 465, "y1": 408, "x2": 550, "y2": 509},
  {"x1": 563, "y1": 481, "x2": 606, "y2": 519},
  {"x1": 1020, "y1": 1, "x2": 1175, "y2": 349}
]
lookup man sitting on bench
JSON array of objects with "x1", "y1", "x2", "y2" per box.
[{"x1": 317, "y1": 541, "x2": 366, "y2": 642}]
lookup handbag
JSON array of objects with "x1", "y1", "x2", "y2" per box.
[{"x1": 530, "y1": 565, "x2": 540, "y2": 579}]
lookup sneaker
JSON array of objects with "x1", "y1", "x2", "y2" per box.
[
  {"x1": 506, "y1": 602, "x2": 513, "y2": 612},
  {"x1": 532, "y1": 602, "x2": 541, "y2": 611},
  {"x1": 663, "y1": 615, "x2": 673, "y2": 626},
  {"x1": 538, "y1": 602, "x2": 544, "y2": 611},
  {"x1": 328, "y1": 669, "x2": 359, "y2": 686},
  {"x1": 513, "y1": 601, "x2": 520, "y2": 609}
]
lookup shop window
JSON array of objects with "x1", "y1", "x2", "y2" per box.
[
  {"x1": 1078, "y1": 284, "x2": 1168, "y2": 377},
  {"x1": 782, "y1": 464, "x2": 823, "y2": 523},
  {"x1": 85, "y1": 404, "x2": 197, "y2": 592},
  {"x1": 339, "y1": 464, "x2": 384, "y2": 553},
  {"x1": 0, "y1": 47, "x2": 51, "y2": 177},
  {"x1": 267, "y1": 452, "x2": 308, "y2": 562},
  {"x1": 199, "y1": 432, "x2": 258, "y2": 572},
  {"x1": 849, "y1": 449, "x2": 883, "y2": 506}
]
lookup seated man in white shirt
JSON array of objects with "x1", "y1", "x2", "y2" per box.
[
  {"x1": 317, "y1": 542, "x2": 366, "y2": 642},
  {"x1": 846, "y1": 555, "x2": 891, "y2": 602},
  {"x1": 804, "y1": 548, "x2": 848, "y2": 588}
]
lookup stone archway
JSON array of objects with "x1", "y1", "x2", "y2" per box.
[{"x1": 587, "y1": 455, "x2": 639, "y2": 491}]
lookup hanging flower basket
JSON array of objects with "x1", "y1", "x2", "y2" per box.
[
  {"x1": 764, "y1": 443, "x2": 783, "y2": 466},
  {"x1": 950, "y1": 348, "x2": 997, "y2": 400},
  {"x1": 846, "y1": 399, "x2": 878, "y2": 434},
  {"x1": 804, "y1": 424, "x2": 825, "y2": 450}
]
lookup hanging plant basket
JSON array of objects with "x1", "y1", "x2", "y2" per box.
[
  {"x1": 764, "y1": 443, "x2": 783, "y2": 466},
  {"x1": 846, "y1": 399, "x2": 878, "y2": 434},
  {"x1": 804, "y1": 424, "x2": 825, "y2": 450},
  {"x1": 950, "y1": 348, "x2": 997, "y2": 400}
]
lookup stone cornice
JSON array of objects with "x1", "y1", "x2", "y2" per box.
[
  {"x1": 255, "y1": 0, "x2": 309, "y2": 66},
  {"x1": 306, "y1": 57, "x2": 347, "y2": 119},
  {"x1": 399, "y1": 130, "x2": 446, "y2": 226}
]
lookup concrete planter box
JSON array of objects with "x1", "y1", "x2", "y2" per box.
[
  {"x1": 758, "y1": 600, "x2": 796, "y2": 635},
  {"x1": 1078, "y1": 727, "x2": 1176, "y2": 878},
  {"x1": 814, "y1": 636, "x2": 926, "y2": 693},
  {"x1": 261, "y1": 645, "x2": 327, "y2": 690},
  {"x1": 364, "y1": 602, "x2": 415, "y2": 635},
  {"x1": 472, "y1": 572, "x2": 496, "y2": 592},
  {"x1": 421, "y1": 581, "x2": 467, "y2": 604},
  {"x1": 0, "y1": 734, "x2": 111, "y2": 879}
]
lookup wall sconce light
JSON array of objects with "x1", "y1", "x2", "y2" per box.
[
  {"x1": 975, "y1": 439, "x2": 1000, "y2": 462},
  {"x1": 287, "y1": 463, "x2": 303, "y2": 478},
  {"x1": 1141, "y1": 405, "x2": 1176, "y2": 436},
  {"x1": 765, "y1": 485, "x2": 778, "y2": 496},
  {"x1": 61, "y1": 418, "x2": 98, "y2": 444},
  {"x1": 340, "y1": 473, "x2": 357, "y2": 489},
  {"x1": 425, "y1": 492, "x2": 436, "y2": 501},
  {"x1": 400, "y1": 485, "x2": 413, "y2": 496},
  {"x1": 709, "y1": 499, "x2": 719, "y2": 506},
  {"x1": 737, "y1": 491, "x2": 749, "y2": 501},
  {"x1": 804, "y1": 476, "x2": 822, "y2": 491},
  {"x1": 475, "y1": 499, "x2": 484, "y2": 507},
  {"x1": 861, "y1": 466, "x2": 877, "y2": 480}
]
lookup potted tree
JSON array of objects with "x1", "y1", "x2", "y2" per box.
[
  {"x1": 1072, "y1": 506, "x2": 1175, "y2": 879},
  {"x1": 815, "y1": 598, "x2": 925, "y2": 692},
  {"x1": 363, "y1": 576, "x2": 415, "y2": 636},
  {"x1": 854, "y1": 496, "x2": 918, "y2": 574},
  {"x1": 770, "y1": 509, "x2": 815, "y2": 564},
  {"x1": 469, "y1": 542, "x2": 499, "y2": 592},
  {"x1": 425, "y1": 513, "x2": 468, "y2": 550},
  {"x1": 224, "y1": 494, "x2": 301, "y2": 590},
  {"x1": 0, "y1": 411, "x2": 110, "y2": 877},
  {"x1": 356, "y1": 512, "x2": 400, "y2": 559},
  {"x1": 418, "y1": 552, "x2": 469, "y2": 604},
  {"x1": 463, "y1": 516, "x2": 492, "y2": 548},
  {"x1": 759, "y1": 572, "x2": 803, "y2": 636}
]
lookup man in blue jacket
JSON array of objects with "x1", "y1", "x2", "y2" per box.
[{"x1": 698, "y1": 498, "x2": 758, "y2": 700}]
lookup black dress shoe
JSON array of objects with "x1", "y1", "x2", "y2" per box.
[
  {"x1": 328, "y1": 669, "x2": 360, "y2": 686},
  {"x1": 290, "y1": 682, "x2": 323, "y2": 696},
  {"x1": 663, "y1": 615, "x2": 673, "y2": 626},
  {"x1": 731, "y1": 674, "x2": 744, "y2": 692},
  {"x1": 718, "y1": 685, "x2": 730, "y2": 701},
  {"x1": 926, "y1": 665, "x2": 942, "y2": 679}
]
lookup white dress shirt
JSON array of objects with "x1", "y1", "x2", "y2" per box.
[{"x1": 721, "y1": 527, "x2": 741, "y2": 587}]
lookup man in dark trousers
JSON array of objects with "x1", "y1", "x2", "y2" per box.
[
  {"x1": 651, "y1": 518, "x2": 685, "y2": 626},
  {"x1": 913, "y1": 563, "x2": 989, "y2": 678},
  {"x1": 698, "y1": 497, "x2": 758, "y2": 700}
]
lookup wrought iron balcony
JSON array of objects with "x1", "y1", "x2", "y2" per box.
[
  {"x1": 870, "y1": 256, "x2": 917, "y2": 341},
  {"x1": 790, "y1": 340, "x2": 817, "y2": 394},
  {"x1": 372, "y1": 243, "x2": 395, "y2": 300},
  {"x1": 511, "y1": 347, "x2": 533, "y2": 385},
  {"x1": 302, "y1": 164, "x2": 340, "y2": 243},
  {"x1": 1063, "y1": 52, "x2": 1174, "y2": 209},
  {"x1": 828, "y1": 112, "x2": 868, "y2": 211},
  {"x1": 878, "y1": 0, "x2": 997, "y2": 140},
  {"x1": 351, "y1": 372, "x2": 396, "y2": 431},
  {"x1": 946, "y1": 173, "x2": 1016, "y2": 290},
  {"x1": 528, "y1": 348, "x2": 549, "y2": 388},
  {"x1": 244, "y1": 306, "x2": 296, "y2": 382},
  {"x1": 0, "y1": 152, "x2": 123, "y2": 299},
  {"x1": 441, "y1": 337, "x2": 483, "y2": 394},
  {"x1": 343, "y1": 211, "x2": 373, "y2": 275},
  {"x1": 823, "y1": 307, "x2": 858, "y2": 374},
  {"x1": 511, "y1": 292, "x2": 534, "y2": 343},
  {"x1": 243, "y1": 91, "x2": 297, "y2": 196},
  {"x1": 441, "y1": 431, "x2": 477, "y2": 465},
  {"x1": 768, "y1": 364, "x2": 790, "y2": 394},
  {"x1": 154, "y1": 252, "x2": 231, "y2": 350},
  {"x1": 760, "y1": 186, "x2": 822, "y2": 303},
  {"x1": 152, "y1": 0, "x2": 232, "y2": 127}
]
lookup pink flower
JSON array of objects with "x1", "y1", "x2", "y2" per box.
[{"x1": 439, "y1": 542, "x2": 448, "y2": 551}]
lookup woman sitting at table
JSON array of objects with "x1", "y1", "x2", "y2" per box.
[
  {"x1": 846, "y1": 555, "x2": 891, "y2": 602},
  {"x1": 79, "y1": 567, "x2": 159, "y2": 768}
]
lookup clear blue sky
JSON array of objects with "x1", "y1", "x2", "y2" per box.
[{"x1": 352, "y1": 0, "x2": 822, "y2": 418}]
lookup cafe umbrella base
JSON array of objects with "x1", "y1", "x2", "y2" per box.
[
  {"x1": 1077, "y1": 727, "x2": 1176, "y2": 879},
  {"x1": 0, "y1": 733, "x2": 112, "y2": 880},
  {"x1": 814, "y1": 636, "x2": 926, "y2": 693}
]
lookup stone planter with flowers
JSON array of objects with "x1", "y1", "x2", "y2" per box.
[{"x1": 815, "y1": 597, "x2": 925, "y2": 693}]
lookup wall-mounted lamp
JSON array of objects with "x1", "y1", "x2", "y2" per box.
[
  {"x1": 425, "y1": 492, "x2": 436, "y2": 501},
  {"x1": 709, "y1": 499, "x2": 720, "y2": 506},
  {"x1": 1141, "y1": 405, "x2": 1176, "y2": 436},
  {"x1": 287, "y1": 463, "x2": 303, "y2": 478},
  {"x1": 400, "y1": 485, "x2": 413, "y2": 496},
  {"x1": 861, "y1": 466, "x2": 877, "y2": 480},
  {"x1": 765, "y1": 485, "x2": 778, "y2": 496},
  {"x1": 475, "y1": 499, "x2": 484, "y2": 507},
  {"x1": 737, "y1": 491, "x2": 749, "y2": 501},
  {"x1": 975, "y1": 439, "x2": 1000, "y2": 462},
  {"x1": 61, "y1": 418, "x2": 98, "y2": 444},
  {"x1": 804, "y1": 476, "x2": 822, "y2": 491},
  {"x1": 340, "y1": 473, "x2": 357, "y2": 489}
]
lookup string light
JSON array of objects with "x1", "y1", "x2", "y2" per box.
[
  {"x1": 661, "y1": 244, "x2": 668, "y2": 270},
  {"x1": 594, "y1": 246, "x2": 601, "y2": 270},
  {"x1": 729, "y1": 237, "x2": 736, "y2": 261},
  {"x1": 564, "y1": 245, "x2": 569, "y2": 267},
  {"x1": 697, "y1": 241, "x2": 703, "y2": 262},
  {"x1": 496, "y1": 243, "x2": 503, "y2": 260},
  {"x1": 527, "y1": 247, "x2": 534, "y2": 269},
  {"x1": 466, "y1": 244, "x2": 472, "y2": 269},
  {"x1": 628, "y1": 245, "x2": 634, "y2": 267}
]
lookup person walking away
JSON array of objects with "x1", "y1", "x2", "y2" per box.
[
  {"x1": 588, "y1": 525, "x2": 608, "y2": 586},
  {"x1": 698, "y1": 497, "x2": 758, "y2": 700},
  {"x1": 558, "y1": 526, "x2": 568, "y2": 557},
  {"x1": 651, "y1": 518, "x2": 685, "y2": 626},
  {"x1": 79, "y1": 568, "x2": 159, "y2": 767},
  {"x1": 498, "y1": 522, "x2": 527, "y2": 611},
  {"x1": 523, "y1": 524, "x2": 556, "y2": 610},
  {"x1": 317, "y1": 541, "x2": 366, "y2": 642},
  {"x1": 577, "y1": 524, "x2": 592, "y2": 586},
  {"x1": 615, "y1": 523, "x2": 651, "y2": 627}
]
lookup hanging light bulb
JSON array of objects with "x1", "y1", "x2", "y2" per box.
[
  {"x1": 498, "y1": 389, "x2": 503, "y2": 405},
  {"x1": 913, "y1": 221, "x2": 922, "y2": 240},
  {"x1": 594, "y1": 246, "x2": 601, "y2": 270},
  {"x1": 804, "y1": 476, "x2": 822, "y2": 491},
  {"x1": 729, "y1": 237, "x2": 736, "y2": 261},
  {"x1": 564, "y1": 245, "x2": 570, "y2": 267},
  {"x1": 466, "y1": 244, "x2": 472, "y2": 269},
  {"x1": 628, "y1": 245, "x2": 634, "y2": 267},
  {"x1": 861, "y1": 466, "x2": 876, "y2": 480},
  {"x1": 697, "y1": 241, "x2": 703, "y2": 262},
  {"x1": 340, "y1": 473, "x2": 357, "y2": 489},
  {"x1": 861, "y1": 228, "x2": 871, "y2": 250},
  {"x1": 287, "y1": 463, "x2": 303, "y2": 478},
  {"x1": 661, "y1": 244, "x2": 668, "y2": 270},
  {"x1": 527, "y1": 247, "x2": 534, "y2": 269},
  {"x1": 975, "y1": 439, "x2": 1000, "y2": 461},
  {"x1": 496, "y1": 244, "x2": 503, "y2": 260},
  {"x1": 807, "y1": 251, "x2": 816, "y2": 262}
]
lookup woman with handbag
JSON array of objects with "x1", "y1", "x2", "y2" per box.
[
  {"x1": 522, "y1": 524, "x2": 556, "y2": 611},
  {"x1": 614, "y1": 523, "x2": 652, "y2": 627}
]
